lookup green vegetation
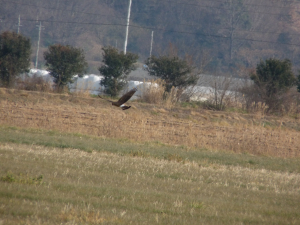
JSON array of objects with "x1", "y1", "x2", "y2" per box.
[
  {"x1": 99, "y1": 46, "x2": 138, "y2": 97},
  {"x1": 1, "y1": 172, "x2": 44, "y2": 185},
  {"x1": 0, "y1": 127, "x2": 299, "y2": 224},
  {"x1": 251, "y1": 58, "x2": 296, "y2": 94},
  {"x1": 145, "y1": 54, "x2": 197, "y2": 92},
  {"x1": 1, "y1": 1, "x2": 300, "y2": 223},
  {"x1": 44, "y1": 44, "x2": 88, "y2": 91},
  {"x1": 250, "y1": 58, "x2": 297, "y2": 112},
  {"x1": 0, "y1": 126, "x2": 299, "y2": 174},
  {"x1": 0, "y1": 31, "x2": 31, "y2": 87},
  {"x1": 2, "y1": 0, "x2": 300, "y2": 74}
]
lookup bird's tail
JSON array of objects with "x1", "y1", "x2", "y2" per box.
[{"x1": 121, "y1": 106, "x2": 131, "y2": 110}]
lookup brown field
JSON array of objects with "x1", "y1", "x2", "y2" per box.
[
  {"x1": 0, "y1": 88, "x2": 299, "y2": 158},
  {"x1": 1, "y1": 88, "x2": 300, "y2": 224},
  {"x1": 0, "y1": 142, "x2": 299, "y2": 225}
]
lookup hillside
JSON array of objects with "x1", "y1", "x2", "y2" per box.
[{"x1": 1, "y1": 0, "x2": 300, "y2": 74}]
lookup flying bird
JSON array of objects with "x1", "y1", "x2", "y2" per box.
[{"x1": 98, "y1": 88, "x2": 137, "y2": 110}]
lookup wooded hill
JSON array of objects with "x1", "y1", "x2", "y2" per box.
[{"x1": 1, "y1": 0, "x2": 300, "y2": 75}]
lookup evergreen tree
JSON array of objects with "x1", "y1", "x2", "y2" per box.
[
  {"x1": 250, "y1": 58, "x2": 296, "y2": 111},
  {"x1": 44, "y1": 44, "x2": 87, "y2": 92},
  {"x1": 0, "y1": 31, "x2": 31, "y2": 87},
  {"x1": 145, "y1": 55, "x2": 197, "y2": 92},
  {"x1": 99, "y1": 46, "x2": 138, "y2": 97}
]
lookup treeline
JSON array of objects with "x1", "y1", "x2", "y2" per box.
[
  {"x1": 0, "y1": 31, "x2": 200, "y2": 98},
  {"x1": 1, "y1": 31, "x2": 300, "y2": 115},
  {"x1": 1, "y1": 0, "x2": 300, "y2": 74}
]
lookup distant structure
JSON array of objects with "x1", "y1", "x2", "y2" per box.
[
  {"x1": 35, "y1": 22, "x2": 44, "y2": 69},
  {"x1": 150, "y1": 31, "x2": 154, "y2": 57},
  {"x1": 16, "y1": 15, "x2": 22, "y2": 34},
  {"x1": 124, "y1": 0, "x2": 132, "y2": 54}
]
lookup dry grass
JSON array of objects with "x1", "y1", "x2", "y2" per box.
[
  {"x1": 16, "y1": 74, "x2": 53, "y2": 92},
  {"x1": 0, "y1": 88, "x2": 299, "y2": 224},
  {"x1": 139, "y1": 79, "x2": 179, "y2": 108},
  {"x1": 0, "y1": 142, "x2": 299, "y2": 224},
  {"x1": 0, "y1": 126, "x2": 299, "y2": 173},
  {"x1": 0, "y1": 88, "x2": 299, "y2": 158},
  {"x1": 139, "y1": 79, "x2": 166, "y2": 104}
]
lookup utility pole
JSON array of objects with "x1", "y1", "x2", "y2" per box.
[
  {"x1": 35, "y1": 21, "x2": 44, "y2": 69},
  {"x1": 150, "y1": 31, "x2": 154, "y2": 57},
  {"x1": 16, "y1": 15, "x2": 22, "y2": 34},
  {"x1": 124, "y1": 0, "x2": 132, "y2": 54}
]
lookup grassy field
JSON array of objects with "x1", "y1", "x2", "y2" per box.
[
  {"x1": 0, "y1": 88, "x2": 299, "y2": 157},
  {"x1": 0, "y1": 88, "x2": 300, "y2": 224}
]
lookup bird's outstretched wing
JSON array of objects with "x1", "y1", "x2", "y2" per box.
[
  {"x1": 98, "y1": 95, "x2": 113, "y2": 103},
  {"x1": 117, "y1": 88, "x2": 137, "y2": 105}
]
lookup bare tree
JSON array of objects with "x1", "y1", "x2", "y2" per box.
[
  {"x1": 221, "y1": 0, "x2": 250, "y2": 60},
  {"x1": 180, "y1": 50, "x2": 212, "y2": 102},
  {"x1": 208, "y1": 75, "x2": 234, "y2": 110}
]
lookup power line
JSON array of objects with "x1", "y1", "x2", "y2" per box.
[
  {"x1": 1, "y1": 0, "x2": 297, "y2": 37},
  {"x1": 167, "y1": 0, "x2": 300, "y2": 8},
  {"x1": 9, "y1": 14, "x2": 293, "y2": 44},
  {"x1": 168, "y1": 0, "x2": 299, "y2": 3},
  {"x1": 155, "y1": 0, "x2": 297, "y2": 16},
  {"x1": 98, "y1": 0, "x2": 300, "y2": 9},
  {"x1": 0, "y1": 0, "x2": 128, "y2": 20},
  {"x1": 1, "y1": 0, "x2": 300, "y2": 48},
  {"x1": 2, "y1": 17, "x2": 126, "y2": 28},
  {"x1": 1, "y1": 0, "x2": 298, "y2": 19},
  {"x1": 0, "y1": 0, "x2": 297, "y2": 46},
  {"x1": 178, "y1": 23, "x2": 300, "y2": 37},
  {"x1": 3, "y1": 17, "x2": 300, "y2": 47},
  {"x1": 164, "y1": 0, "x2": 300, "y2": 8},
  {"x1": 131, "y1": 2, "x2": 294, "y2": 17}
]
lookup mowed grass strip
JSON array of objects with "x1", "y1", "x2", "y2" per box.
[
  {"x1": 0, "y1": 142, "x2": 300, "y2": 225},
  {"x1": 0, "y1": 126, "x2": 300, "y2": 173}
]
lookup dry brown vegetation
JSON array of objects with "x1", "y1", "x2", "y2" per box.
[
  {"x1": 1, "y1": 143, "x2": 299, "y2": 224},
  {"x1": 0, "y1": 88, "x2": 299, "y2": 158},
  {"x1": 1, "y1": 88, "x2": 300, "y2": 224},
  {"x1": 16, "y1": 74, "x2": 53, "y2": 92}
]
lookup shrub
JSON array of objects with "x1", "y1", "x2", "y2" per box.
[
  {"x1": 99, "y1": 46, "x2": 138, "y2": 97},
  {"x1": 44, "y1": 44, "x2": 87, "y2": 92},
  {"x1": 139, "y1": 79, "x2": 178, "y2": 108},
  {"x1": 0, "y1": 31, "x2": 31, "y2": 87},
  {"x1": 144, "y1": 55, "x2": 197, "y2": 93},
  {"x1": 17, "y1": 74, "x2": 52, "y2": 92},
  {"x1": 140, "y1": 79, "x2": 165, "y2": 104},
  {"x1": 249, "y1": 58, "x2": 297, "y2": 113}
]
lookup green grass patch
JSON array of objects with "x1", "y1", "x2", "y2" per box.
[
  {"x1": 0, "y1": 129, "x2": 299, "y2": 224},
  {"x1": 0, "y1": 126, "x2": 299, "y2": 174},
  {"x1": 1, "y1": 172, "x2": 44, "y2": 185}
]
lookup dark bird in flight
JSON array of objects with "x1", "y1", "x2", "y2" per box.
[{"x1": 98, "y1": 88, "x2": 137, "y2": 110}]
